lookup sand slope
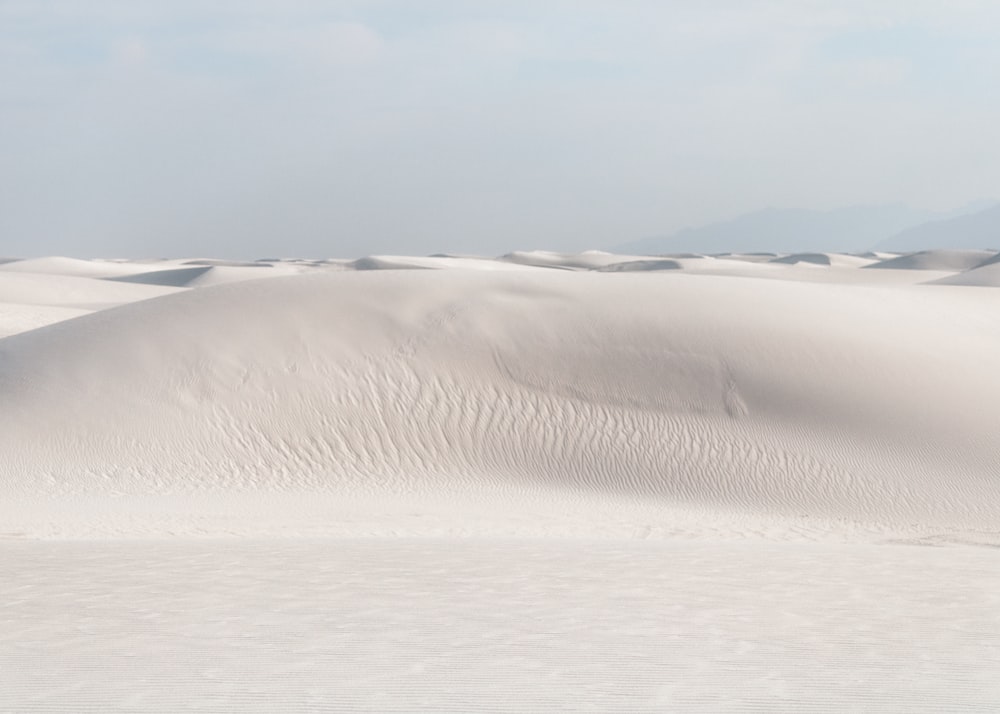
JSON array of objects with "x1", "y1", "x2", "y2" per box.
[
  {"x1": 930, "y1": 261, "x2": 1000, "y2": 287},
  {"x1": 865, "y1": 248, "x2": 996, "y2": 270},
  {"x1": 0, "y1": 302, "x2": 91, "y2": 339},
  {"x1": 2, "y1": 267, "x2": 999, "y2": 539},
  {"x1": 108, "y1": 263, "x2": 305, "y2": 287},
  {"x1": 499, "y1": 250, "x2": 659, "y2": 270},
  {"x1": 0, "y1": 256, "x2": 171, "y2": 279},
  {"x1": 352, "y1": 255, "x2": 542, "y2": 271},
  {"x1": 769, "y1": 252, "x2": 876, "y2": 267},
  {"x1": 0, "y1": 270, "x2": 182, "y2": 308},
  {"x1": 0, "y1": 271, "x2": 183, "y2": 337}
]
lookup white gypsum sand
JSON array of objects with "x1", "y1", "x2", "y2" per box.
[{"x1": 1, "y1": 251, "x2": 999, "y2": 712}]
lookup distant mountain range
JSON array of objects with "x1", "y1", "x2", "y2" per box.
[
  {"x1": 874, "y1": 203, "x2": 1000, "y2": 252},
  {"x1": 616, "y1": 201, "x2": 998, "y2": 255}
]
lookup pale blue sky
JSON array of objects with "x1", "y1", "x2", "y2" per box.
[{"x1": 2, "y1": 1, "x2": 999, "y2": 258}]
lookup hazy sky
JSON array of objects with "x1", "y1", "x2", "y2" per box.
[{"x1": 3, "y1": 1, "x2": 1000, "y2": 258}]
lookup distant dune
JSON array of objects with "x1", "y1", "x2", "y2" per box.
[
  {"x1": 930, "y1": 260, "x2": 1000, "y2": 287},
  {"x1": 863, "y1": 248, "x2": 996, "y2": 271}
]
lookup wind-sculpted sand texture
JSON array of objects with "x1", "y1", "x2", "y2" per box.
[{"x1": 1, "y1": 252, "x2": 999, "y2": 711}]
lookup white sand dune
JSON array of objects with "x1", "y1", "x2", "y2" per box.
[
  {"x1": 973, "y1": 251, "x2": 1000, "y2": 268},
  {"x1": 864, "y1": 248, "x2": 995, "y2": 271},
  {"x1": 713, "y1": 252, "x2": 778, "y2": 262},
  {"x1": 633, "y1": 254, "x2": 954, "y2": 285},
  {"x1": 0, "y1": 270, "x2": 182, "y2": 311},
  {"x1": 2, "y1": 266, "x2": 999, "y2": 540},
  {"x1": 595, "y1": 258, "x2": 683, "y2": 271},
  {"x1": 107, "y1": 265, "x2": 215, "y2": 286},
  {"x1": 0, "y1": 256, "x2": 176, "y2": 279},
  {"x1": 0, "y1": 266, "x2": 178, "y2": 337},
  {"x1": 350, "y1": 250, "x2": 940, "y2": 284},
  {"x1": 109, "y1": 262, "x2": 305, "y2": 287},
  {"x1": 856, "y1": 251, "x2": 900, "y2": 259},
  {"x1": 351, "y1": 254, "x2": 542, "y2": 271},
  {"x1": 180, "y1": 258, "x2": 279, "y2": 268},
  {"x1": 0, "y1": 302, "x2": 91, "y2": 339},
  {"x1": 3, "y1": 254, "x2": 1000, "y2": 712},
  {"x1": 770, "y1": 252, "x2": 835, "y2": 265},
  {"x1": 769, "y1": 252, "x2": 876, "y2": 267},
  {"x1": 929, "y1": 260, "x2": 1000, "y2": 287},
  {"x1": 499, "y1": 249, "x2": 658, "y2": 270}
]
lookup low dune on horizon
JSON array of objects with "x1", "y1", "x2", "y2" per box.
[{"x1": 2, "y1": 249, "x2": 999, "y2": 711}]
